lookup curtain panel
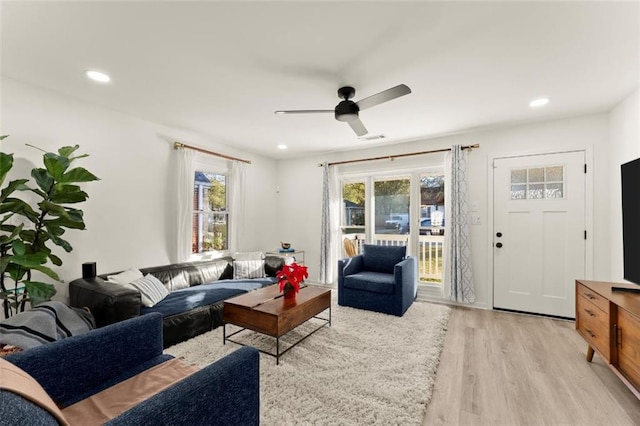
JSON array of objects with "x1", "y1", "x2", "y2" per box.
[
  {"x1": 228, "y1": 160, "x2": 246, "y2": 254},
  {"x1": 176, "y1": 148, "x2": 196, "y2": 263},
  {"x1": 320, "y1": 163, "x2": 341, "y2": 284},
  {"x1": 444, "y1": 145, "x2": 475, "y2": 303}
]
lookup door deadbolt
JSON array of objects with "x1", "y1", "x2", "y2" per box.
[{"x1": 496, "y1": 232, "x2": 502, "y2": 238}]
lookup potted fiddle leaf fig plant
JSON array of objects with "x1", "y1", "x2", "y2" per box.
[{"x1": 0, "y1": 135, "x2": 99, "y2": 317}]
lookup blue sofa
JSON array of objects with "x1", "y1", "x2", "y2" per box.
[
  {"x1": 70, "y1": 256, "x2": 285, "y2": 347},
  {"x1": 2, "y1": 313, "x2": 259, "y2": 425},
  {"x1": 338, "y1": 244, "x2": 417, "y2": 316}
]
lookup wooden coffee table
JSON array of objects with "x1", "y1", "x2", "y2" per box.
[{"x1": 223, "y1": 284, "x2": 331, "y2": 364}]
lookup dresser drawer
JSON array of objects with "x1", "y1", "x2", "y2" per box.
[
  {"x1": 617, "y1": 308, "x2": 640, "y2": 389},
  {"x1": 577, "y1": 295, "x2": 610, "y2": 361},
  {"x1": 577, "y1": 283, "x2": 609, "y2": 314}
]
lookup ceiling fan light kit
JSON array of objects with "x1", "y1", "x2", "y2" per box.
[{"x1": 275, "y1": 84, "x2": 412, "y2": 136}]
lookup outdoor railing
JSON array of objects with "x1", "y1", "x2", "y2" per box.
[{"x1": 342, "y1": 233, "x2": 444, "y2": 283}]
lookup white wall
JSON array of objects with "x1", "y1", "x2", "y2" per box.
[
  {"x1": 0, "y1": 77, "x2": 279, "y2": 303},
  {"x1": 609, "y1": 89, "x2": 640, "y2": 282},
  {"x1": 277, "y1": 113, "x2": 611, "y2": 309}
]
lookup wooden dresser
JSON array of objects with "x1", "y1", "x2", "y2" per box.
[{"x1": 576, "y1": 279, "x2": 640, "y2": 398}]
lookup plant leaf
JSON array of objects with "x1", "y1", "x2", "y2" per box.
[
  {"x1": 57, "y1": 145, "x2": 80, "y2": 158},
  {"x1": 49, "y1": 184, "x2": 88, "y2": 204},
  {"x1": 43, "y1": 153, "x2": 70, "y2": 181},
  {"x1": 48, "y1": 253, "x2": 63, "y2": 266},
  {"x1": 45, "y1": 216, "x2": 85, "y2": 231},
  {"x1": 23, "y1": 281, "x2": 57, "y2": 306},
  {"x1": 38, "y1": 201, "x2": 69, "y2": 218},
  {"x1": 60, "y1": 167, "x2": 99, "y2": 183},
  {"x1": 0, "y1": 179, "x2": 30, "y2": 203},
  {"x1": 48, "y1": 233, "x2": 73, "y2": 253},
  {"x1": 0, "y1": 152, "x2": 14, "y2": 188},
  {"x1": 11, "y1": 239, "x2": 26, "y2": 256},
  {"x1": 0, "y1": 256, "x2": 11, "y2": 275},
  {"x1": 11, "y1": 252, "x2": 47, "y2": 267},
  {"x1": 28, "y1": 264, "x2": 60, "y2": 281},
  {"x1": 31, "y1": 168, "x2": 54, "y2": 193},
  {"x1": 0, "y1": 198, "x2": 39, "y2": 220},
  {"x1": 0, "y1": 223, "x2": 23, "y2": 245}
]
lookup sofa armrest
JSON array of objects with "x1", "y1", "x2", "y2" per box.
[
  {"x1": 106, "y1": 347, "x2": 260, "y2": 426},
  {"x1": 394, "y1": 256, "x2": 417, "y2": 313},
  {"x1": 69, "y1": 277, "x2": 141, "y2": 327},
  {"x1": 338, "y1": 255, "x2": 364, "y2": 305},
  {"x1": 6, "y1": 313, "x2": 165, "y2": 407}
]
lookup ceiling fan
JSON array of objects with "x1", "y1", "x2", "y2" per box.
[{"x1": 274, "y1": 84, "x2": 412, "y2": 137}]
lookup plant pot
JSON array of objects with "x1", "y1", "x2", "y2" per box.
[{"x1": 284, "y1": 290, "x2": 296, "y2": 300}]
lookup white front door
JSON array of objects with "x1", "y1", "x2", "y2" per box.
[{"x1": 493, "y1": 151, "x2": 586, "y2": 318}]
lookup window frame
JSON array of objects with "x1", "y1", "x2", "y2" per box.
[{"x1": 192, "y1": 158, "x2": 230, "y2": 256}]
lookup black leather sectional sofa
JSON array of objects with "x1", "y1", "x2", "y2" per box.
[{"x1": 69, "y1": 255, "x2": 286, "y2": 347}]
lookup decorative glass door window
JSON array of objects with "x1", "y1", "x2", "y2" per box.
[{"x1": 510, "y1": 166, "x2": 564, "y2": 200}]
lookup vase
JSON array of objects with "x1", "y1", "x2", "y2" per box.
[{"x1": 284, "y1": 289, "x2": 296, "y2": 300}]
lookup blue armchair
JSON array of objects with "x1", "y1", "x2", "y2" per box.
[
  {"x1": 2, "y1": 313, "x2": 259, "y2": 425},
  {"x1": 338, "y1": 244, "x2": 417, "y2": 317}
]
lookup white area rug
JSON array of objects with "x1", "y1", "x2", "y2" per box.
[{"x1": 166, "y1": 297, "x2": 451, "y2": 425}]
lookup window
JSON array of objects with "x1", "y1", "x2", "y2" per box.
[
  {"x1": 510, "y1": 166, "x2": 564, "y2": 200},
  {"x1": 192, "y1": 171, "x2": 228, "y2": 253}
]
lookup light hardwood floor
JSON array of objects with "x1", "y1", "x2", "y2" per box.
[{"x1": 423, "y1": 306, "x2": 640, "y2": 425}]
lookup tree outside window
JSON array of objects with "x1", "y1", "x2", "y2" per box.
[{"x1": 342, "y1": 181, "x2": 365, "y2": 234}]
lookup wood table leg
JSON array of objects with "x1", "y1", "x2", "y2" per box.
[{"x1": 586, "y1": 345, "x2": 595, "y2": 362}]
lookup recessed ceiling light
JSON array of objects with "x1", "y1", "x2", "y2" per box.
[
  {"x1": 529, "y1": 97, "x2": 550, "y2": 108},
  {"x1": 85, "y1": 70, "x2": 111, "y2": 83},
  {"x1": 277, "y1": 144, "x2": 288, "y2": 150}
]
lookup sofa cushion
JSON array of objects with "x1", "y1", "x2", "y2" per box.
[
  {"x1": 197, "y1": 261, "x2": 229, "y2": 283},
  {"x1": 128, "y1": 275, "x2": 169, "y2": 308},
  {"x1": 107, "y1": 268, "x2": 143, "y2": 285},
  {"x1": 343, "y1": 272, "x2": 396, "y2": 294},
  {"x1": 140, "y1": 279, "x2": 273, "y2": 318},
  {"x1": 233, "y1": 260, "x2": 266, "y2": 279},
  {"x1": 362, "y1": 244, "x2": 406, "y2": 274}
]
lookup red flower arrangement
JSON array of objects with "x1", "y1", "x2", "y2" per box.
[{"x1": 276, "y1": 262, "x2": 308, "y2": 298}]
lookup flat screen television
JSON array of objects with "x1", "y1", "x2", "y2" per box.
[{"x1": 620, "y1": 157, "x2": 640, "y2": 292}]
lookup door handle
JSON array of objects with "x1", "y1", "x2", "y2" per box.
[{"x1": 496, "y1": 242, "x2": 503, "y2": 248}]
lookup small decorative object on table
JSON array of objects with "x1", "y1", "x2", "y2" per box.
[
  {"x1": 279, "y1": 242, "x2": 295, "y2": 253},
  {"x1": 276, "y1": 262, "x2": 308, "y2": 301}
]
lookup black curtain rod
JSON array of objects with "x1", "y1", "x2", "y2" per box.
[{"x1": 318, "y1": 144, "x2": 479, "y2": 167}]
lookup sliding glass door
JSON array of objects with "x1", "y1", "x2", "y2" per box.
[{"x1": 341, "y1": 171, "x2": 445, "y2": 285}]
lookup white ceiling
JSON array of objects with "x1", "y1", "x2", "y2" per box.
[{"x1": 2, "y1": 1, "x2": 639, "y2": 160}]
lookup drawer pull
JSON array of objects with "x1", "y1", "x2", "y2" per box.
[
  {"x1": 584, "y1": 292, "x2": 596, "y2": 300},
  {"x1": 584, "y1": 328, "x2": 596, "y2": 338},
  {"x1": 584, "y1": 308, "x2": 595, "y2": 317}
]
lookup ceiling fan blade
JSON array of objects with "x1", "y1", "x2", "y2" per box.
[
  {"x1": 356, "y1": 84, "x2": 412, "y2": 110},
  {"x1": 348, "y1": 118, "x2": 368, "y2": 136},
  {"x1": 274, "y1": 110, "x2": 333, "y2": 115}
]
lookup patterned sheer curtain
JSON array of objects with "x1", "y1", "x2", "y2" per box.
[
  {"x1": 444, "y1": 145, "x2": 475, "y2": 303},
  {"x1": 228, "y1": 160, "x2": 246, "y2": 254},
  {"x1": 176, "y1": 147, "x2": 196, "y2": 263},
  {"x1": 320, "y1": 163, "x2": 341, "y2": 284}
]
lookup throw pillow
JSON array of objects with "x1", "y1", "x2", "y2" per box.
[
  {"x1": 128, "y1": 274, "x2": 169, "y2": 307},
  {"x1": 233, "y1": 251, "x2": 265, "y2": 261},
  {"x1": 106, "y1": 268, "x2": 143, "y2": 285},
  {"x1": 233, "y1": 260, "x2": 266, "y2": 279},
  {"x1": 198, "y1": 261, "x2": 229, "y2": 283},
  {"x1": 362, "y1": 244, "x2": 407, "y2": 274}
]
